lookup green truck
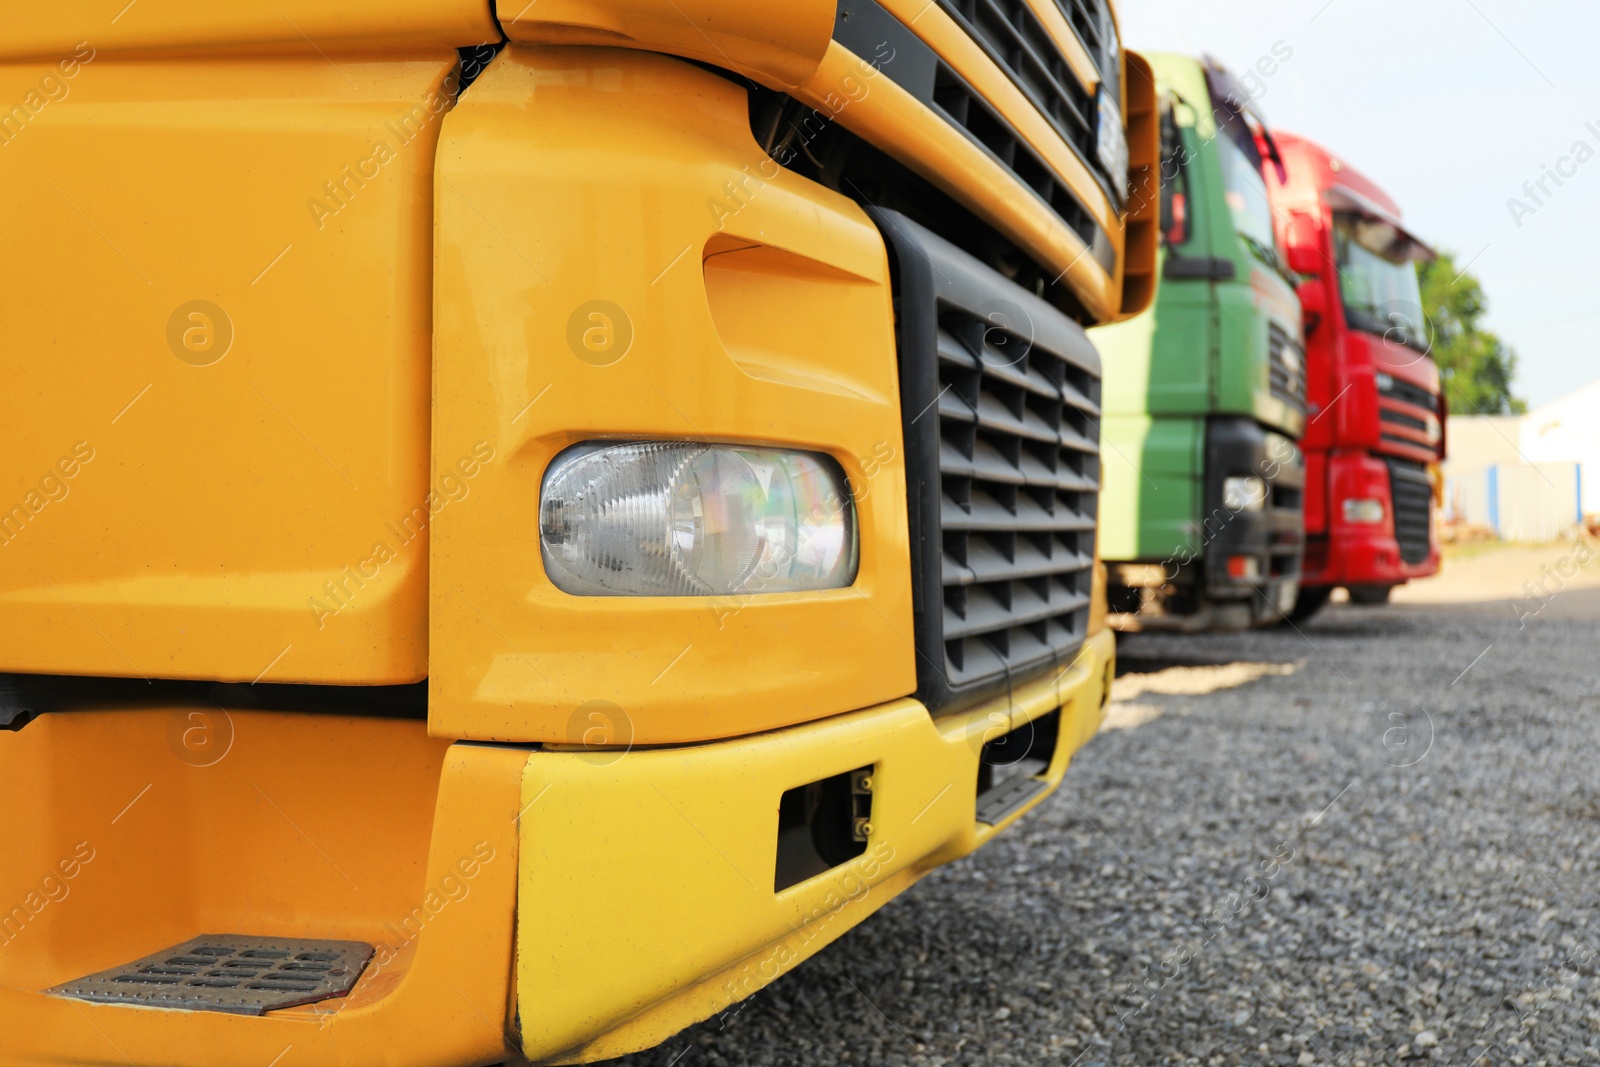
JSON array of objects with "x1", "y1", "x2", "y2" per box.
[{"x1": 1090, "y1": 54, "x2": 1306, "y2": 631}]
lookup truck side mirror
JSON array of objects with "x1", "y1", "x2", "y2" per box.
[
  {"x1": 1297, "y1": 277, "x2": 1326, "y2": 335},
  {"x1": 1285, "y1": 242, "x2": 1321, "y2": 276}
]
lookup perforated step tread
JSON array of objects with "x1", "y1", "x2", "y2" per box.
[{"x1": 48, "y1": 933, "x2": 372, "y2": 1016}]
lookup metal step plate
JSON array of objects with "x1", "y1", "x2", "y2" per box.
[
  {"x1": 975, "y1": 774, "x2": 1050, "y2": 827},
  {"x1": 48, "y1": 934, "x2": 373, "y2": 1016}
]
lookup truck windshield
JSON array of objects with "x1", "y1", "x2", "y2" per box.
[
  {"x1": 1333, "y1": 214, "x2": 1428, "y2": 351},
  {"x1": 1215, "y1": 124, "x2": 1278, "y2": 265}
]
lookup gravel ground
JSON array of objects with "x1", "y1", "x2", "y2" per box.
[{"x1": 602, "y1": 541, "x2": 1600, "y2": 1067}]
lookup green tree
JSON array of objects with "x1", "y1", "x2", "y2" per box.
[{"x1": 1418, "y1": 252, "x2": 1526, "y2": 414}]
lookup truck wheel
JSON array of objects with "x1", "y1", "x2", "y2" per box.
[
  {"x1": 1348, "y1": 585, "x2": 1393, "y2": 605},
  {"x1": 1283, "y1": 586, "x2": 1331, "y2": 624}
]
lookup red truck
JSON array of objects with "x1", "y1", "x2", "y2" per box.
[{"x1": 1266, "y1": 133, "x2": 1444, "y2": 616}]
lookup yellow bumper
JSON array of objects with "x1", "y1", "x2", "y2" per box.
[
  {"x1": 0, "y1": 629, "x2": 1111, "y2": 1066},
  {"x1": 518, "y1": 628, "x2": 1113, "y2": 1063}
]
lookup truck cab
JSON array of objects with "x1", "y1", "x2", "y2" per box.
[
  {"x1": 1091, "y1": 54, "x2": 1305, "y2": 631},
  {"x1": 1266, "y1": 133, "x2": 1444, "y2": 614},
  {"x1": 0, "y1": 2, "x2": 1155, "y2": 1063}
]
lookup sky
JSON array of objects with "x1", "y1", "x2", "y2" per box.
[{"x1": 1120, "y1": 0, "x2": 1600, "y2": 410}]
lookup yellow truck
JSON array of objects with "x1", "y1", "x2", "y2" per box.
[{"x1": 0, "y1": 2, "x2": 1154, "y2": 1062}]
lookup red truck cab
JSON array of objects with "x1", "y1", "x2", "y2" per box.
[{"x1": 1266, "y1": 133, "x2": 1444, "y2": 613}]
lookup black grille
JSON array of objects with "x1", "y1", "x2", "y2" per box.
[
  {"x1": 1386, "y1": 457, "x2": 1432, "y2": 565},
  {"x1": 1053, "y1": 0, "x2": 1107, "y2": 61},
  {"x1": 935, "y1": 0, "x2": 1094, "y2": 163},
  {"x1": 1380, "y1": 408, "x2": 1429, "y2": 432},
  {"x1": 1053, "y1": 0, "x2": 1118, "y2": 101},
  {"x1": 872, "y1": 208, "x2": 1100, "y2": 713},
  {"x1": 929, "y1": 67, "x2": 1096, "y2": 248},
  {"x1": 1379, "y1": 374, "x2": 1436, "y2": 410},
  {"x1": 833, "y1": 0, "x2": 1112, "y2": 272},
  {"x1": 1267, "y1": 323, "x2": 1306, "y2": 411}
]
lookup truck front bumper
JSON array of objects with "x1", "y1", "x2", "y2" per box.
[
  {"x1": 1304, "y1": 451, "x2": 1440, "y2": 588},
  {"x1": 0, "y1": 630, "x2": 1112, "y2": 1066},
  {"x1": 1201, "y1": 417, "x2": 1305, "y2": 624}
]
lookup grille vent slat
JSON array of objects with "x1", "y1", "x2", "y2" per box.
[
  {"x1": 928, "y1": 66, "x2": 1098, "y2": 248},
  {"x1": 878, "y1": 209, "x2": 1100, "y2": 713},
  {"x1": 937, "y1": 0, "x2": 1095, "y2": 157},
  {"x1": 1380, "y1": 375, "x2": 1436, "y2": 410},
  {"x1": 1386, "y1": 457, "x2": 1433, "y2": 565},
  {"x1": 934, "y1": 306, "x2": 1099, "y2": 683},
  {"x1": 1267, "y1": 322, "x2": 1307, "y2": 412},
  {"x1": 934, "y1": 0, "x2": 1124, "y2": 212},
  {"x1": 1376, "y1": 375, "x2": 1440, "y2": 457}
]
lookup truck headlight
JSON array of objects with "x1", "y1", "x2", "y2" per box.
[
  {"x1": 1342, "y1": 497, "x2": 1385, "y2": 524},
  {"x1": 539, "y1": 442, "x2": 858, "y2": 596},
  {"x1": 1223, "y1": 475, "x2": 1267, "y2": 512}
]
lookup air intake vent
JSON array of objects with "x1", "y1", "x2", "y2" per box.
[
  {"x1": 1379, "y1": 374, "x2": 1437, "y2": 410},
  {"x1": 871, "y1": 208, "x2": 1101, "y2": 714},
  {"x1": 1386, "y1": 457, "x2": 1433, "y2": 565},
  {"x1": 934, "y1": 0, "x2": 1095, "y2": 164},
  {"x1": 929, "y1": 65, "x2": 1097, "y2": 250},
  {"x1": 1267, "y1": 322, "x2": 1306, "y2": 411},
  {"x1": 832, "y1": 0, "x2": 1111, "y2": 270}
]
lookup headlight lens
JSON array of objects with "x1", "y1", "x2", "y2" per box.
[
  {"x1": 539, "y1": 442, "x2": 858, "y2": 596},
  {"x1": 1223, "y1": 475, "x2": 1267, "y2": 512},
  {"x1": 1342, "y1": 497, "x2": 1385, "y2": 524}
]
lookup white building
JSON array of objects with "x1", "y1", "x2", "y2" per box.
[
  {"x1": 1443, "y1": 379, "x2": 1596, "y2": 541},
  {"x1": 1519, "y1": 379, "x2": 1600, "y2": 516}
]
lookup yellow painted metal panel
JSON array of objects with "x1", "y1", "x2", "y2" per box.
[
  {"x1": 500, "y1": 0, "x2": 836, "y2": 89},
  {"x1": 0, "y1": 55, "x2": 458, "y2": 683},
  {"x1": 2, "y1": 1, "x2": 495, "y2": 61},
  {"x1": 0, "y1": 715, "x2": 528, "y2": 1066},
  {"x1": 430, "y1": 46, "x2": 916, "y2": 744},
  {"x1": 517, "y1": 628, "x2": 1115, "y2": 1062}
]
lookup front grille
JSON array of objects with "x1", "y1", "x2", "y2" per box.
[
  {"x1": 1053, "y1": 0, "x2": 1111, "y2": 67},
  {"x1": 833, "y1": 0, "x2": 1112, "y2": 271},
  {"x1": 930, "y1": 68, "x2": 1096, "y2": 249},
  {"x1": 1379, "y1": 375, "x2": 1436, "y2": 410},
  {"x1": 1267, "y1": 323, "x2": 1306, "y2": 411},
  {"x1": 872, "y1": 208, "x2": 1100, "y2": 713},
  {"x1": 1386, "y1": 457, "x2": 1432, "y2": 565},
  {"x1": 1380, "y1": 408, "x2": 1429, "y2": 432},
  {"x1": 935, "y1": 0, "x2": 1095, "y2": 166}
]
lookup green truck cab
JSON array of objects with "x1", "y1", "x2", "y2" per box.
[{"x1": 1090, "y1": 54, "x2": 1306, "y2": 631}]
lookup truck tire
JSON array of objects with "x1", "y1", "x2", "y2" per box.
[
  {"x1": 1348, "y1": 585, "x2": 1393, "y2": 605},
  {"x1": 1283, "y1": 586, "x2": 1331, "y2": 624}
]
